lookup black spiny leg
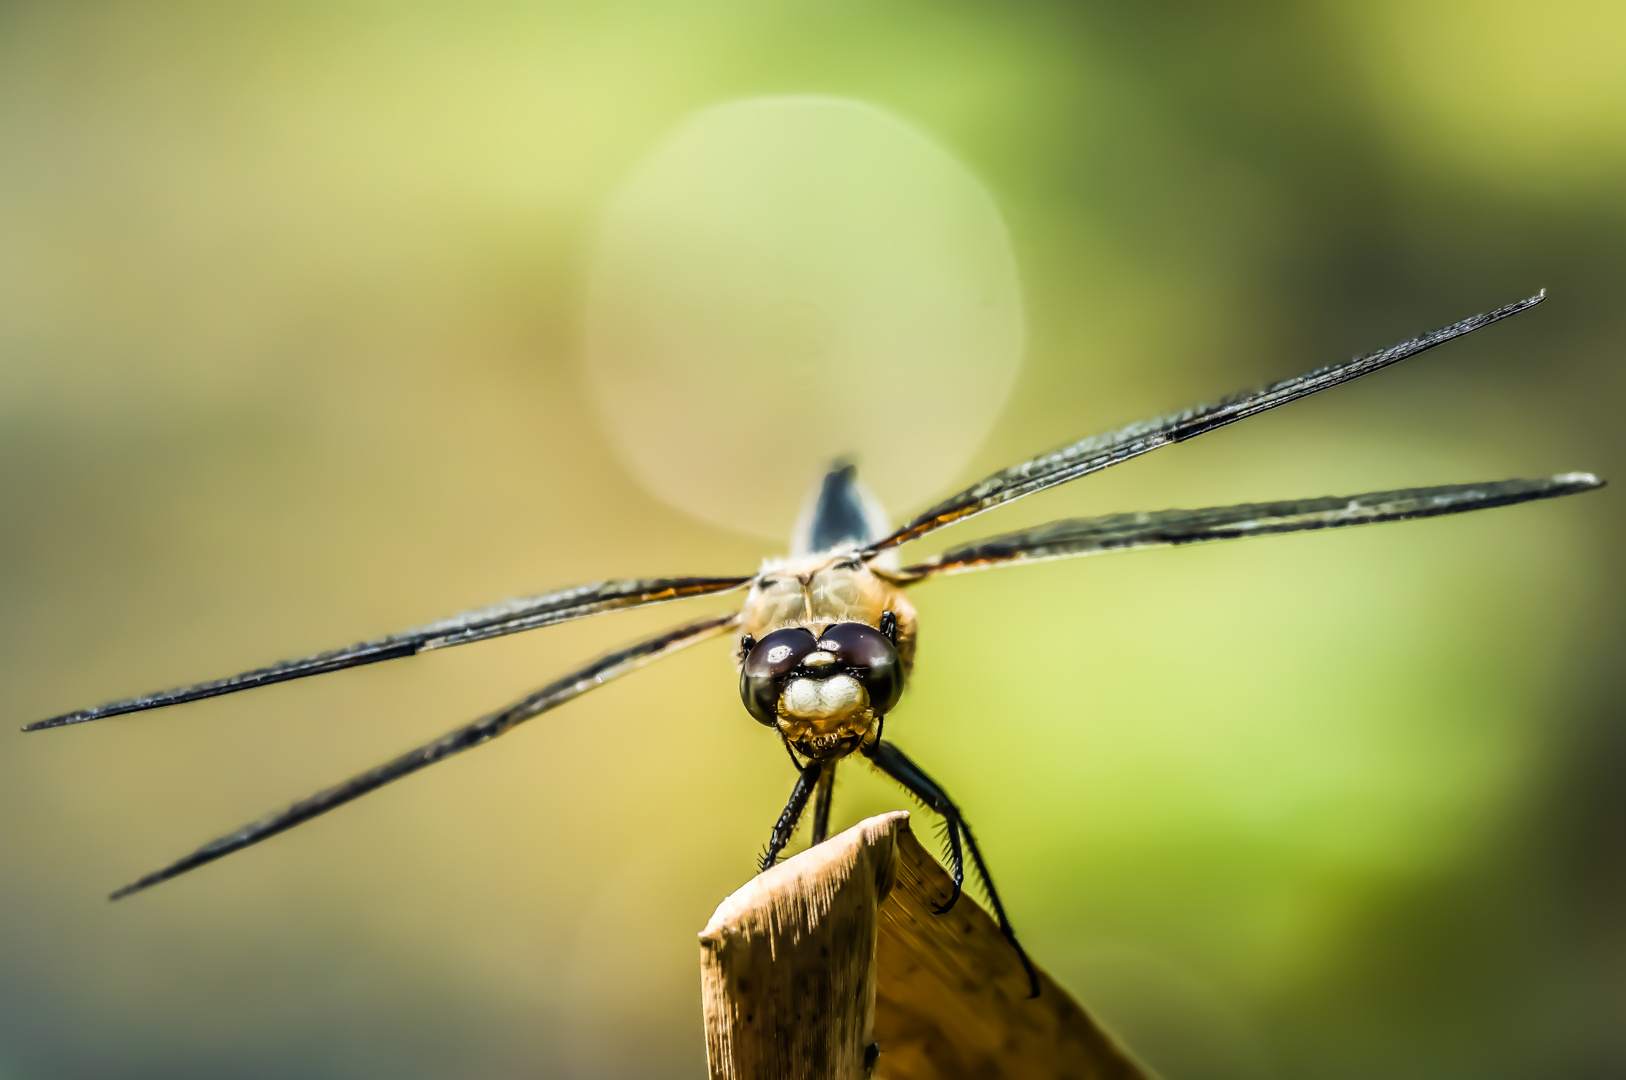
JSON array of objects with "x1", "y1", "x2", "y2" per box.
[
  {"x1": 810, "y1": 764, "x2": 836, "y2": 845},
  {"x1": 760, "y1": 759, "x2": 823, "y2": 872},
  {"x1": 862, "y1": 738, "x2": 1040, "y2": 998},
  {"x1": 862, "y1": 740, "x2": 963, "y2": 910}
]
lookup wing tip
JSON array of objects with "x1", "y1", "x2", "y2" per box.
[
  {"x1": 1470, "y1": 290, "x2": 1546, "y2": 329},
  {"x1": 108, "y1": 874, "x2": 159, "y2": 902},
  {"x1": 22, "y1": 712, "x2": 86, "y2": 733},
  {"x1": 1551, "y1": 471, "x2": 1604, "y2": 490}
]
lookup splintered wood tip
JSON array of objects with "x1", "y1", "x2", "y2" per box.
[{"x1": 698, "y1": 811, "x2": 1151, "y2": 1080}]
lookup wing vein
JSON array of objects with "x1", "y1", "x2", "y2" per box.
[
  {"x1": 108, "y1": 612, "x2": 739, "y2": 900},
  {"x1": 26, "y1": 575, "x2": 750, "y2": 731},
  {"x1": 895, "y1": 474, "x2": 1602, "y2": 580},
  {"x1": 867, "y1": 293, "x2": 1545, "y2": 555}
]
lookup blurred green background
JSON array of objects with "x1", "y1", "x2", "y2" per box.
[{"x1": 1, "y1": 2, "x2": 1621, "y2": 1077}]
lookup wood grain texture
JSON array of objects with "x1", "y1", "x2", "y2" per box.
[
  {"x1": 876, "y1": 821, "x2": 1149, "y2": 1079},
  {"x1": 699, "y1": 811, "x2": 1152, "y2": 1080},
  {"x1": 700, "y1": 812, "x2": 900, "y2": 1080}
]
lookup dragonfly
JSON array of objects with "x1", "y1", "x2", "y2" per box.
[{"x1": 24, "y1": 291, "x2": 1602, "y2": 998}]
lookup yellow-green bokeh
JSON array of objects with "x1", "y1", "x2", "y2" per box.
[{"x1": 0, "y1": 3, "x2": 1621, "y2": 1078}]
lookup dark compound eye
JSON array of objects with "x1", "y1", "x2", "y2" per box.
[
  {"x1": 739, "y1": 627, "x2": 817, "y2": 725},
  {"x1": 816, "y1": 621, "x2": 891, "y2": 668},
  {"x1": 816, "y1": 622, "x2": 904, "y2": 716}
]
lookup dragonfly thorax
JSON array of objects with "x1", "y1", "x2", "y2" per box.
[{"x1": 739, "y1": 547, "x2": 916, "y2": 653}]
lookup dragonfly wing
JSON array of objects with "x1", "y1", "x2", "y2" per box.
[
  {"x1": 25, "y1": 575, "x2": 751, "y2": 731},
  {"x1": 108, "y1": 612, "x2": 738, "y2": 900},
  {"x1": 896, "y1": 474, "x2": 1603, "y2": 580},
  {"x1": 867, "y1": 294, "x2": 1546, "y2": 554}
]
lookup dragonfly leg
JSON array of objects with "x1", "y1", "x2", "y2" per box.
[
  {"x1": 810, "y1": 763, "x2": 837, "y2": 845},
  {"x1": 862, "y1": 738, "x2": 1040, "y2": 998},
  {"x1": 862, "y1": 739, "x2": 964, "y2": 910},
  {"x1": 760, "y1": 759, "x2": 823, "y2": 872}
]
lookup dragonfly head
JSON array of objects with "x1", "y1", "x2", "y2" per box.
[{"x1": 738, "y1": 619, "x2": 904, "y2": 759}]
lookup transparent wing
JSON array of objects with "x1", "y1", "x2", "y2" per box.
[
  {"x1": 866, "y1": 293, "x2": 1546, "y2": 555},
  {"x1": 25, "y1": 575, "x2": 751, "y2": 732},
  {"x1": 108, "y1": 612, "x2": 738, "y2": 900},
  {"x1": 893, "y1": 474, "x2": 1603, "y2": 581}
]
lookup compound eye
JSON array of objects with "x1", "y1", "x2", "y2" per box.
[
  {"x1": 816, "y1": 621, "x2": 891, "y2": 669},
  {"x1": 739, "y1": 627, "x2": 817, "y2": 725},
  {"x1": 746, "y1": 627, "x2": 817, "y2": 677},
  {"x1": 816, "y1": 622, "x2": 904, "y2": 716}
]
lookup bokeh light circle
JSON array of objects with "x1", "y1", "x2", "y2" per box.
[{"x1": 584, "y1": 96, "x2": 1025, "y2": 542}]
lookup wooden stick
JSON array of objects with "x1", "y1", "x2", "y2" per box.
[
  {"x1": 699, "y1": 812, "x2": 900, "y2": 1079},
  {"x1": 699, "y1": 811, "x2": 1152, "y2": 1080}
]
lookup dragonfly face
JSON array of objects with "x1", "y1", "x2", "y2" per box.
[
  {"x1": 23, "y1": 292, "x2": 1602, "y2": 1001},
  {"x1": 736, "y1": 549, "x2": 919, "y2": 759},
  {"x1": 739, "y1": 619, "x2": 906, "y2": 758}
]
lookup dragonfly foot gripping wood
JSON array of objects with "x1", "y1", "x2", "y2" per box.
[{"x1": 699, "y1": 812, "x2": 1151, "y2": 1080}]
